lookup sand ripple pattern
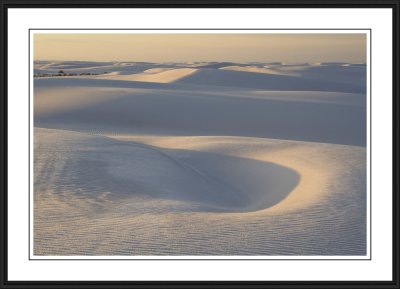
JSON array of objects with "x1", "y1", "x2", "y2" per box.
[{"x1": 34, "y1": 128, "x2": 366, "y2": 256}]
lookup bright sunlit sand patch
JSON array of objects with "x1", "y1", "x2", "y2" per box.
[{"x1": 93, "y1": 67, "x2": 198, "y2": 83}]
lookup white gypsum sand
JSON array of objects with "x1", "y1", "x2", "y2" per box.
[{"x1": 33, "y1": 61, "x2": 367, "y2": 255}]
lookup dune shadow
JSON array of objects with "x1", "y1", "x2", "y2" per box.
[
  {"x1": 35, "y1": 132, "x2": 300, "y2": 213},
  {"x1": 151, "y1": 147, "x2": 301, "y2": 212},
  {"x1": 34, "y1": 82, "x2": 367, "y2": 146}
]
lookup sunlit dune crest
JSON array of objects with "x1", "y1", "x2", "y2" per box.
[{"x1": 94, "y1": 68, "x2": 198, "y2": 83}]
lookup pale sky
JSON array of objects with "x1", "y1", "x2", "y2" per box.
[{"x1": 34, "y1": 33, "x2": 366, "y2": 63}]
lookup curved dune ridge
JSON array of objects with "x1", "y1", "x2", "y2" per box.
[
  {"x1": 34, "y1": 128, "x2": 366, "y2": 255},
  {"x1": 34, "y1": 128, "x2": 300, "y2": 212},
  {"x1": 33, "y1": 61, "x2": 367, "y2": 255}
]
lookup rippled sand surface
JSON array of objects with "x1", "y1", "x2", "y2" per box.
[{"x1": 33, "y1": 61, "x2": 367, "y2": 256}]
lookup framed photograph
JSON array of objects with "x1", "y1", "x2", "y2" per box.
[{"x1": 1, "y1": 0, "x2": 399, "y2": 288}]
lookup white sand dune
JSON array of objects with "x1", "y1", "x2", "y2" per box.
[
  {"x1": 34, "y1": 128, "x2": 366, "y2": 255},
  {"x1": 176, "y1": 67, "x2": 365, "y2": 93},
  {"x1": 272, "y1": 63, "x2": 367, "y2": 87},
  {"x1": 34, "y1": 129, "x2": 301, "y2": 213},
  {"x1": 93, "y1": 67, "x2": 198, "y2": 83},
  {"x1": 34, "y1": 76, "x2": 366, "y2": 146},
  {"x1": 219, "y1": 65, "x2": 295, "y2": 76},
  {"x1": 35, "y1": 61, "x2": 365, "y2": 93},
  {"x1": 34, "y1": 61, "x2": 157, "y2": 75},
  {"x1": 33, "y1": 61, "x2": 367, "y2": 256}
]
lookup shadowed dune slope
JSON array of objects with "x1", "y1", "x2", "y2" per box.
[
  {"x1": 175, "y1": 68, "x2": 366, "y2": 93},
  {"x1": 34, "y1": 77, "x2": 366, "y2": 146}
]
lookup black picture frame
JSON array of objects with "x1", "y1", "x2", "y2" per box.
[{"x1": 0, "y1": 0, "x2": 399, "y2": 288}]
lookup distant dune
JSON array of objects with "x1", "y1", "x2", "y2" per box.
[
  {"x1": 219, "y1": 65, "x2": 295, "y2": 76},
  {"x1": 176, "y1": 67, "x2": 365, "y2": 93},
  {"x1": 35, "y1": 74, "x2": 366, "y2": 146},
  {"x1": 95, "y1": 67, "x2": 198, "y2": 83}
]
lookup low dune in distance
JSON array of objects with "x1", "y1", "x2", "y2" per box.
[{"x1": 95, "y1": 67, "x2": 198, "y2": 83}]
